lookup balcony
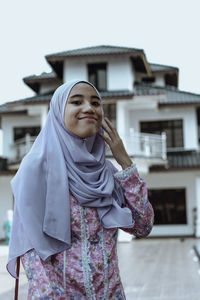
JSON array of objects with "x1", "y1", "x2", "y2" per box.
[
  {"x1": 106, "y1": 130, "x2": 167, "y2": 172},
  {"x1": 9, "y1": 134, "x2": 37, "y2": 164},
  {"x1": 9, "y1": 131, "x2": 167, "y2": 171}
]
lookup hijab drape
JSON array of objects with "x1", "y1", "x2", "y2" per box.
[{"x1": 7, "y1": 80, "x2": 133, "y2": 278}]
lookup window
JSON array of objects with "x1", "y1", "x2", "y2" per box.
[
  {"x1": 197, "y1": 108, "x2": 200, "y2": 143},
  {"x1": 103, "y1": 103, "x2": 116, "y2": 126},
  {"x1": 148, "y1": 188, "x2": 187, "y2": 225},
  {"x1": 140, "y1": 120, "x2": 183, "y2": 148},
  {"x1": 142, "y1": 76, "x2": 155, "y2": 84},
  {"x1": 14, "y1": 127, "x2": 41, "y2": 141},
  {"x1": 88, "y1": 63, "x2": 107, "y2": 91}
]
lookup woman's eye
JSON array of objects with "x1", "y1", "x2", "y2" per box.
[
  {"x1": 92, "y1": 101, "x2": 100, "y2": 107},
  {"x1": 72, "y1": 100, "x2": 82, "y2": 105}
]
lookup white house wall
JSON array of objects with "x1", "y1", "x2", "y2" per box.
[
  {"x1": 63, "y1": 56, "x2": 134, "y2": 91},
  {"x1": 116, "y1": 102, "x2": 198, "y2": 150},
  {"x1": 154, "y1": 74, "x2": 165, "y2": 86},
  {"x1": 64, "y1": 58, "x2": 87, "y2": 83},
  {"x1": 143, "y1": 170, "x2": 200, "y2": 236},
  {"x1": 107, "y1": 56, "x2": 133, "y2": 90},
  {"x1": 0, "y1": 175, "x2": 13, "y2": 239},
  {"x1": 2, "y1": 115, "x2": 41, "y2": 159},
  {"x1": 40, "y1": 82, "x2": 61, "y2": 94},
  {"x1": 134, "y1": 72, "x2": 165, "y2": 87}
]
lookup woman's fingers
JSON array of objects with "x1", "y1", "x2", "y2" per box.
[
  {"x1": 98, "y1": 132, "x2": 111, "y2": 146},
  {"x1": 102, "y1": 118, "x2": 117, "y2": 141},
  {"x1": 104, "y1": 117, "x2": 114, "y2": 129},
  {"x1": 99, "y1": 118, "x2": 132, "y2": 169}
]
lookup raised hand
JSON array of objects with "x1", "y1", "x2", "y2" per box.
[{"x1": 99, "y1": 117, "x2": 132, "y2": 170}]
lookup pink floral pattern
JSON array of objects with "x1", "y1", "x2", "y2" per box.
[{"x1": 21, "y1": 164, "x2": 154, "y2": 299}]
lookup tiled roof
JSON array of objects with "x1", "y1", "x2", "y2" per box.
[
  {"x1": 0, "y1": 93, "x2": 53, "y2": 113},
  {"x1": 135, "y1": 83, "x2": 200, "y2": 105},
  {"x1": 150, "y1": 63, "x2": 178, "y2": 73},
  {"x1": 45, "y1": 45, "x2": 150, "y2": 76},
  {"x1": 23, "y1": 72, "x2": 62, "y2": 93},
  {"x1": 0, "y1": 90, "x2": 134, "y2": 113},
  {"x1": 101, "y1": 90, "x2": 134, "y2": 98},
  {"x1": 23, "y1": 72, "x2": 57, "y2": 81},
  {"x1": 150, "y1": 151, "x2": 200, "y2": 171},
  {"x1": 46, "y1": 45, "x2": 144, "y2": 59},
  {"x1": 167, "y1": 151, "x2": 200, "y2": 169}
]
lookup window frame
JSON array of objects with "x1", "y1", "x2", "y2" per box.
[
  {"x1": 140, "y1": 119, "x2": 184, "y2": 149},
  {"x1": 13, "y1": 126, "x2": 41, "y2": 141},
  {"x1": 88, "y1": 63, "x2": 107, "y2": 91},
  {"x1": 148, "y1": 188, "x2": 187, "y2": 225}
]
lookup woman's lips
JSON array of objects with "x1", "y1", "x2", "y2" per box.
[{"x1": 79, "y1": 116, "x2": 97, "y2": 121}]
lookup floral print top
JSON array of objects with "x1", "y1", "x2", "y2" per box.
[{"x1": 21, "y1": 164, "x2": 154, "y2": 299}]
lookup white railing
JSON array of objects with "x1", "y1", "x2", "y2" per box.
[
  {"x1": 10, "y1": 131, "x2": 167, "y2": 163},
  {"x1": 10, "y1": 134, "x2": 37, "y2": 162},
  {"x1": 106, "y1": 130, "x2": 167, "y2": 160}
]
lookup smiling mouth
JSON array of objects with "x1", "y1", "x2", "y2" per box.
[{"x1": 79, "y1": 117, "x2": 97, "y2": 120}]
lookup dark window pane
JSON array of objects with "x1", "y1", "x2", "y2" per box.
[
  {"x1": 140, "y1": 120, "x2": 183, "y2": 148},
  {"x1": 14, "y1": 127, "x2": 41, "y2": 141},
  {"x1": 142, "y1": 76, "x2": 155, "y2": 83},
  {"x1": 103, "y1": 103, "x2": 116, "y2": 126},
  {"x1": 97, "y1": 69, "x2": 106, "y2": 91},
  {"x1": 88, "y1": 63, "x2": 107, "y2": 91},
  {"x1": 148, "y1": 188, "x2": 187, "y2": 225},
  {"x1": 197, "y1": 108, "x2": 200, "y2": 143}
]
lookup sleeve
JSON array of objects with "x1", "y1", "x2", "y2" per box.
[
  {"x1": 114, "y1": 164, "x2": 154, "y2": 238},
  {"x1": 21, "y1": 249, "x2": 64, "y2": 299}
]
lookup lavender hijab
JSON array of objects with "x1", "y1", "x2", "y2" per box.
[{"x1": 7, "y1": 80, "x2": 133, "y2": 278}]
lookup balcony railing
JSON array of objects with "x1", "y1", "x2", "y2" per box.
[
  {"x1": 106, "y1": 130, "x2": 167, "y2": 160},
  {"x1": 10, "y1": 131, "x2": 167, "y2": 164},
  {"x1": 10, "y1": 134, "x2": 37, "y2": 163}
]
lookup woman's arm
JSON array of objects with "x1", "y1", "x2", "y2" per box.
[
  {"x1": 99, "y1": 118, "x2": 154, "y2": 237},
  {"x1": 114, "y1": 164, "x2": 154, "y2": 237}
]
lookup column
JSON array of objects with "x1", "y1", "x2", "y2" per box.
[{"x1": 195, "y1": 177, "x2": 200, "y2": 237}]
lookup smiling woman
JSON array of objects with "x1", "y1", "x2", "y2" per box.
[
  {"x1": 64, "y1": 83, "x2": 103, "y2": 138},
  {"x1": 7, "y1": 80, "x2": 154, "y2": 299}
]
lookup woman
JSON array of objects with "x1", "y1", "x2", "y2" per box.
[{"x1": 7, "y1": 80, "x2": 154, "y2": 299}]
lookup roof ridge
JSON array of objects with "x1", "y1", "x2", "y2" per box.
[
  {"x1": 149, "y1": 62, "x2": 178, "y2": 70},
  {"x1": 136, "y1": 82, "x2": 200, "y2": 96},
  {"x1": 24, "y1": 71, "x2": 55, "y2": 78},
  {"x1": 45, "y1": 44, "x2": 143, "y2": 58}
]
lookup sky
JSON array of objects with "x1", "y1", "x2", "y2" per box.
[{"x1": 0, "y1": 0, "x2": 200, "y2": 105}]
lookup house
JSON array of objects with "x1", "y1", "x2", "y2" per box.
[{"x1": 0, "y1": 45, "x2": 200, "y2": 240}]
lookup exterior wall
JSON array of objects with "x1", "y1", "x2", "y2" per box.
[
  {"x1": 0, "y1": 175, "x2": 13, "y2": 239},
  {"x1": 154, "y1": 74, "x2": 165, "y2": 86},
  {"x1": 134, "y1": 72, "x2": 165, "y2": 87},
  {"x1": 64, "y1": 58, "x2": 87, "y2": 83},
  {"x1": 39, "y1": 82, "x2": 61, "y2": 94},
  {"x1": 143, "y1": 170, "x2": 200, "y2": 236},
  {"x1": 107, "y1": 56, "x2": 133, "y2": 90},
  {"x1": 0, "y1": 130, "x2": 2, "y2": 156},
  {"x1": 116, "y1": 95, "x2": 159, "y2": 136},
  {"x1": 196, "y1": 176, "x2": 200, "y2": 237},
  {"x1": 117, "y1": 100, "x2": 198, "y2": 150},
  {"x1": 63, "y1": 56, "x2": 134, "y2": 91},
  {"x1": 2, "y1": 114, "x2": 41, "y2": 159}
]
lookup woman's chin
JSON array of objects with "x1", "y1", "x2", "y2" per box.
[{"x1": 78, "y1": 129, "x2": 98, "y2": 139}]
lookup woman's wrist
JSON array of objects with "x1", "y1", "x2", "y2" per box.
[{"x1": 119, "y1": 157, "x2": 132, "y2": 170}]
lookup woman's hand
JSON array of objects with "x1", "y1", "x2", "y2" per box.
[{"x1": 99, "y1": 118, "x2": 132, "y2": 170}]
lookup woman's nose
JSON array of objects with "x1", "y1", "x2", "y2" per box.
[{"x1": 82, "y1": 101, "x2": 94, "y2": 113}]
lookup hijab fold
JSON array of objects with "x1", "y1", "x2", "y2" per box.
[{"x1": 7, "y1": 80, "x2": 134, "y2": 278}]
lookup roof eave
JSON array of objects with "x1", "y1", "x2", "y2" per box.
[
  {"x1": 159, "y1": 102, "x2": 200, "y2": 107},
  {"x1": 46, "y1": 50, "x2": 151, "y2": 76}
]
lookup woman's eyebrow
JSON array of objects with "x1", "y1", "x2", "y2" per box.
[
  {"x1": 69, "y1": 94, "x2": 84, "y2": 99},
  {"x1": 69, "y1": 94, "x2": 100, "y2": 100},
  {"x1": 91, "y1": 95, "x2": 101, "y2": 100}
]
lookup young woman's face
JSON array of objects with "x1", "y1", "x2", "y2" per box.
[{"x1": 64, "y1": 83, "x2": 103, "y2": 138}]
